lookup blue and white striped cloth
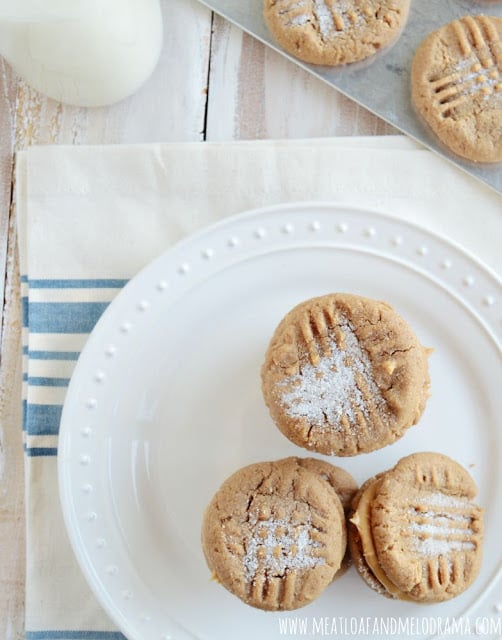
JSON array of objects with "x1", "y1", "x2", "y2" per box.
[
  {"x1": 20, "y1": 274, "x2": 130, "y2": 640},
  {"x1": 22, "y1": 277, "x2": 128, "y2": 459},
  {"x1": 16, "y1": 138, "x2": 501, "y2": 640}
]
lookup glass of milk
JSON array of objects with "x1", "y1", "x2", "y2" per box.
[{"x1": 0, "y1": 0, "x2": 163, "y2": 107}]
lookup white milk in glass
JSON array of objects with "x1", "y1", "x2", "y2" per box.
[{"x1": 0, "y1": 0, "x2": 163, "y2": 106}]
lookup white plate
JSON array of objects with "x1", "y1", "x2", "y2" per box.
[{"x1": 58, "y1": 203, "x2": 502, "y2": 640}]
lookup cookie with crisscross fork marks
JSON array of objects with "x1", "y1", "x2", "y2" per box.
[
  {"x1": 412, "y1": 15, "x2": 502, "y2": 162},
  {"x1": 263, "y1": 0, "x2": 410, "y2": 66},
  {"x1": 261, "y1": 293, "x2": 431, "y2": 456},
  {"x1": 349, "y1": 452, "x2": 484, "y2": 602},
  {"x1": 201, "y1": 457, "x2": 347, "y2": 610}
]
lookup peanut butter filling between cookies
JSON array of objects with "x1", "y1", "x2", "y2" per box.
[{"x1": 351, "y1": 478, "x2": 415, "y2": 601}]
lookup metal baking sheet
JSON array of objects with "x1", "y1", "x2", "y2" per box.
[{"x1": 197, "y1": 0, "x2": 502, "y2": 195}]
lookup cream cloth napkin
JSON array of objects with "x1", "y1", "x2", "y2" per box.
[{"x1": 16, "y1": 136, "x2": 501, "y2": 640}]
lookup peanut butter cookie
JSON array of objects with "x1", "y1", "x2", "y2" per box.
[
  {"x1": 201, "y1": 457, "x2": 346, "y2": 610},
  {"x1": 349, "y1": 452, "x2": 484, "y2": 602},
  {"x1": 261, "y1": 293, "x2": 431, "y2": 456},
  {"x1": 411, "y1": 15, "x2": 502, "y2": 163},
  {"x1": 263, "y1": 0, "x2": 411, "y2": 66}
]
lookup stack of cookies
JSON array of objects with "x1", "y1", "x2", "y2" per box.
[
  {"x1": 261, "y1": 293, "x2": 431, "y2": 457},
  {"x1": 201, "y1": 293, "x2": 485, "y2": 611},
  {"x1": 349, "y1": 452, "x2": 484, "y2": 603},
  {"x1": 202, "y1": 457, "x2": 358, "y2": 610}
]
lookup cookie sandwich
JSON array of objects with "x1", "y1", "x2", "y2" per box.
[
  {"x1": 261, "y1": 293, "x2": 431, "y2": 456},
  {"x1": 201, "y1": 457, "x2": 354, "y2": 610},
  {"x1": 349, "y1": 452, "x2": 484, "y2": 602}
]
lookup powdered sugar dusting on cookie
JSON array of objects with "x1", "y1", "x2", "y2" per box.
[
  {"x1": 279, "y1": 0, "x2": 366, "y2": 38},
  {"x1": 407, "y1": 492, "x2": 477, "y2": 558},
  {"x1": 278, "y1": 0, "x2": 307, "y2": 11},
  {"x1": 242, "y1": 517, "x2": 324, "y2": 581},
  {"x1": 452, "y1": 57, "x2": 502, "y2": 101},
  {"x1": 313, "y1": 0, "x2": 335, "y2": 38},
  {"x1": 288, "y1": 13, "x2": 309, "y2": 26},
  {"x1": 417, "y1": 492, "x2": 472, "y2": 510},
  {"x1": 276, "y1": 318, "x2": 383, "y2": 430},
  {"x1": 412, "y1": 537, "x2": 475, "y2": 557}
]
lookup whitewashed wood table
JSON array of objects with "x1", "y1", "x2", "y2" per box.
[{"x1": 0, "y1": 1, "x2": 395, "y2": 638}]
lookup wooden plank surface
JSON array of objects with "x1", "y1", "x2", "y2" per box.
[
  {"x1": 0, "y1": 1, "x2": 391, "y2": 638},
  {"x1": 0, "y1": 56, "x2": 22, "y2": 640},
  {"x1": 0, "y1": 58, "x2": 16, "y2": 345},
  {"x1": 206, "y1": 15, "x2": 395, "y2": 140}
]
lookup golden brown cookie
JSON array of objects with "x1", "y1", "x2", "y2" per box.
[
  {"x1": 261, "y1": 293, "x2": 431, "y2": 456},
  {"x1": 349, "y1": 452, "x2": 484, "y2": 602},
  {"x1": 201, "y1": 457, "x2": 346, "y2": 610},
  {"x1": 411, "y1": 15, "x2": 502, "y2": 163},
  {"x1": 263, "y1": 0, "x2": 411, "y2": 66}
]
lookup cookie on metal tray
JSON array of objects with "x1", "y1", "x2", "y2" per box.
[
  {"x1": 263, "y1": 0, "x2": 411, "y2": 66},
  {"x1": 348, "y1": 452, "x2": 484, "y2": 602},
  {"x1": 201, "y1": 457, "x2": 347, "y2": 610},
  {"x1": 261, "y1": 293, "x2": 431, "y2": 456},
  {"x1": 411, "y1": 15, "x2": 502, "y2": 163}
]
